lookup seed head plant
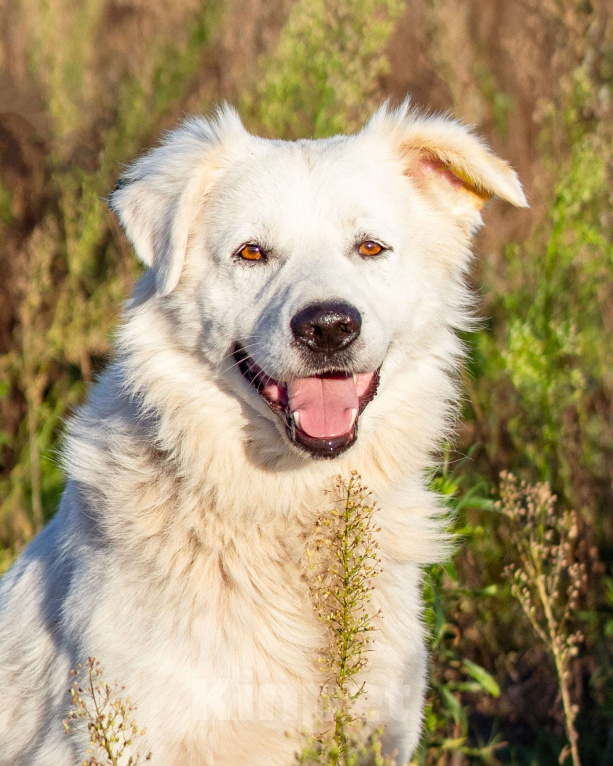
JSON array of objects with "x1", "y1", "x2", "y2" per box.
[
  {"x1": 298, "y1": 472, "x2": 394, "y2": 765},
  {"x1": 497, "y1": 473, "x2": 587, "y2": 766},
  {"x1": 63, "y1": 657, "x2": 152, "y2": 766}
]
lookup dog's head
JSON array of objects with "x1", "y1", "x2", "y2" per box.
[{"x1": 110, "y1": 103, "x2": 526, "y2": 460}]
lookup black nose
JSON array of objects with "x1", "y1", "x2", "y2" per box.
[{"x1": 290, "y1": 301, "x2": 362, "y2": 353}]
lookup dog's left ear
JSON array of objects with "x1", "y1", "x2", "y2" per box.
[
  {"x1": 109, "y1": 107, "x2": 247, "y2": 296},
  {"x1": 368, "y1": 103, "x2": 528, "y2": 229}
]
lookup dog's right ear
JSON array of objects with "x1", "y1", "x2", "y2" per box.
[{"x1": 109, "y1": 107, "x2": 248, "y2": 296}]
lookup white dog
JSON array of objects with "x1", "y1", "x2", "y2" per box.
[{"x1": 0, "y1": 102, "x2": 526, "y2": 765}]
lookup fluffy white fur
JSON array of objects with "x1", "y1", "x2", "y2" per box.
[{"x1": 0, "y1": 102, "x2": 526, "y2": 766}]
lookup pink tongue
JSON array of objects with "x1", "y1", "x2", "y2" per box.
[{"x1": 287, "y1": 375, "x2": 359, "y2": 439}]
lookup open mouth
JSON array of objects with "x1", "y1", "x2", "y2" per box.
[{"x1": 234, "y1": 345, "x2": 380, "y2": 459}]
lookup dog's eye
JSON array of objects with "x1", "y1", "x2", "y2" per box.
[
  {"x1": 239, "y1": 244, "x2": 265, "y2": 261},
  {"x1": 359, "y1": 241, "x2": 383, "y2": 257}
]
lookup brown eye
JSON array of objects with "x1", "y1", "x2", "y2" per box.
[
  {"x1": 239, "y1": 244, "x2": 265, "y2": 261},
  {"x1": 359, "y1": 241, "x2": 383, "y2": 257}
]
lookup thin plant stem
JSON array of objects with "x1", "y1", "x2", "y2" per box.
[{"x1": 499, "y1": 473, "x2": 585, "y2": 766}]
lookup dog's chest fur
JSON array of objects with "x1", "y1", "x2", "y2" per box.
[
  {"x1": 62, "y1": 406, "x2": 424, "y2": 765},
  {"x1": 67, "y1": 436, "x2": 321, "y2": 758}
]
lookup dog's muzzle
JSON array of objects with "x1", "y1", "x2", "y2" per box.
[{"x1": 234, "y1": 310, "x2": 380, "y2": 458}]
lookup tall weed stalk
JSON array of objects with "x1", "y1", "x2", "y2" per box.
[
  {"x1": 498, "y1": 474, "x2": 587, "y2": 766},
  {"x1": 299, "y1": 472, "x2": 393, "y2": 765}
]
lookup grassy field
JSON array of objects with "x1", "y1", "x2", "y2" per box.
[{"x1": 0, "y1": 0, "x2": 612, "y2": 763}]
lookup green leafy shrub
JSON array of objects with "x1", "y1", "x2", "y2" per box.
[{"x1": 247, "y1": 0, "x2": 403, "y2": 138}]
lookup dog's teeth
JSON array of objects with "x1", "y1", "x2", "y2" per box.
[
  {"x1": 349, "y1": 408, "x2": 358, "y2": 428},
  {"x1": 353, "y1": 374, "x2": 358, "y2": 385},
  {"x1": 293, "y1": 412, "x2": 300, "y2": 429}
]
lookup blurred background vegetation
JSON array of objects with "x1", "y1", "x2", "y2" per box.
[{"x1": 0, "y1": 0, "x2": 611, "y2": 763}]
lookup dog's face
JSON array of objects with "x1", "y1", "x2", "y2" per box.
[
  {"x1": 198, "y1": 138, "x2": 427, "y2": 458},
  {"x1": 111, "y1": 105, "x2": 526, "y2": 459}
]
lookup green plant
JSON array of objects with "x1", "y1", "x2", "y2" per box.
[
  {"x1": 247, "y1": 0, "x2": 403, "y2": 138},
  {"x1": 298, "y1": 472, "x2": 393, "y2": 765},
  {"x1": 414, "y1": 460, "x2": 507, "y2": 765}
]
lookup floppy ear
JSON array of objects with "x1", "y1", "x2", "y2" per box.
[
  {"x1": 109, "y1": 106, "x2": 248, "y2": 296},
  {"x1": 367, "y1": 102, "x2": 528, "y2": 229}
]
